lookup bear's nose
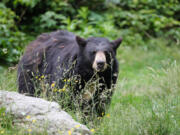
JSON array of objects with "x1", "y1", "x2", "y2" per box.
[{"x1": 97, "y1": 61, "x2": 105, "y2": 69}]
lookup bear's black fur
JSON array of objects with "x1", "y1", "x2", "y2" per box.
[{"x1": 17, "y1": 30, "x2": 122, "y2": 115}]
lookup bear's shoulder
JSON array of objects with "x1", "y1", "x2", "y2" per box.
[{"x1": 24, "y1": 30, "x2": 76, "y2": 53}]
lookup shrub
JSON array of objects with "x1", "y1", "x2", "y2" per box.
[
  {"x1": 0, "y1": 3, "x2": 27, "y2": 63},
  {"x1": 107, "y1": 0, "x2": 180, "y2": 45}
]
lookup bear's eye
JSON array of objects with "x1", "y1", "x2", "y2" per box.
[
  {"x1": 91, "y1": 51, "x2": 96, "y2": 55},
  {"x1": 105, "y1": 51, "x2": 112, "y2": 59},
  {"x1": 104, "y1": 51, "x2": 110, "y2": 55}
]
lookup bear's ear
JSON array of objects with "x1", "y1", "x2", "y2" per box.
[
  {"x1": 76, "y1": 36, "x2": 87, "y2": 47},
  {"x1": 111, "y1": 37, "x2": 122, "y2": 50}
]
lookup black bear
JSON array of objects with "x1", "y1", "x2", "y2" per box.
[{"x1": 17, "y1": 30, "x2": 122, "y2": 115}]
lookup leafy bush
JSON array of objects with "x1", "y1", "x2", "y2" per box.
[
  {"x1": 107, "y1": 0, "x2": 180, "y2": 44},
  {"x1": 39, "y1": 11, "x2": 66, "y2": 30},
  {"x1": 13, "y1": 0, "x2": 40, "y2": 8},
  {"x1": 61, "y1": 7, "x2": 118, "y2": 39},
  {"x1": 0, "y1": 3, "x2": 27, "y2": 63}
]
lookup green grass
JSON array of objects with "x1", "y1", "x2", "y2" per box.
[
  {"x1": 0, "y1": 67, "x2": 17, "y2": 92},
  {"x1": 93, "y1": 42, "x2": 180, "y2": 135},
  {"x1": 96, "y1": 63, "x2": 180, "y2": 135},
  {"x1": 0, "y1": 39, "x2": 180, "y2": 135}
]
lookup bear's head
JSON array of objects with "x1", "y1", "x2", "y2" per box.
[{"x1": 76, "y1": 36, "x2": 122, "y2": 72}]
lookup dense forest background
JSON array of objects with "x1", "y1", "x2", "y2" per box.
[{"x1": 0, "y1": 0, "x2": 180, "y2": 64}]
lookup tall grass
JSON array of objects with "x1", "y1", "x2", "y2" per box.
[
  {"x1": 95, "y1": 62, "x2": 180, "y2": 135},
  {"x1": 0, "y1": 66, "x2": 17, "y2": 91}
]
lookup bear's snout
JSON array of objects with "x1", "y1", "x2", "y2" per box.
[
  {"x1": 97, "y1": 61, "x2": 105, "y2": 69},
  {"x1": 92, "y1": 51, "x2": 107, "y2": 72}
]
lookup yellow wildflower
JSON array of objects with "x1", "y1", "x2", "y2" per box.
[
  {"x1": 61, "y1": 85, "x2": 67, "y2": 91},
  {"x1": 75, "y1": 125, "x2": 80, "y2": 128},
  {"x1": 64, "y1": 79, "x2": 67, "y2": 82},
  {"x1": 58, "y1": 89, "x2": 62, "y2": 92},
  {"x1": 106, "y1": 113, "x2": 110, "y2": 118},
  {"x1": 3, "y1": 113, "x2": 5, "y2": 116},
  {"x1": 27, "y1": 129, "x2": 32, "y2": 132},
  {"x1": 67, "y1": 79, "x2": 70, "y2": 82},
  {"x1": 32, "y1": 119, "x2": 36, "y2": 123},
  {"x1": 68, "y1": 130, "x2": 72, "y2": 135},
  {"x1": 51, "y1": 83, "x2": 55, "y2": 88},
  {"x1": 35, "y1": 76, "x2": 38, "y2": 79},
  {"x1": 62, "y1": 88, "x2": 66, "y2": 92},
  {"x1": 90, "y1": 129, "x2": 95, "y2": 133},
  {"x1": 53, "y1": 88, "x2": 58, "y2": 92},
  {"x1": 41, "y1": 75, "x2": 45, "y2": 79},
  {"x1": 26, "y1": 115, "x2": 31, "y2": 119},
  {"x1": 0, "y1": 130, "x2": 4, "y2": 134}
]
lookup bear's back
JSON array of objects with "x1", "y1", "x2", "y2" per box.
[
  {"x1": 25, "y1": 30, "x2": 76, "y2": 54},
  {"x1": 19, "y1": 30, "x2": 77, "y2": 66}
]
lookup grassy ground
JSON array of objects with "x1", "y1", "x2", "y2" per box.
[
  {"x1": 94, "y1": 43, "x2": 180, "y2": 135},
  {"x1": 0, "y1": 39, "x2": 180, "y2": 135}
]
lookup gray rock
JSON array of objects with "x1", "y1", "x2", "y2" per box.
[{"x1": 0, "y1": 90, "x2": 91, "y2": 135}]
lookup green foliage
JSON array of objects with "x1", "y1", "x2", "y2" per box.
[
  {"x1": 108, "y1": 0, "x2": 180, "y2": 44},
  {"x1": 39, "y1": 11, "x2": 66, "y2": 30},
  {"x1": 13, "y1": 0, "x2": 40, "y2": 8},
  {"x1": 0, "y1": 107, "x2": 14, "y2": 130},
  {"x1": 0, "y1": 66, "x2": 17, "y2": 91},
  {"x1": 0, "y1": 107, "x2": 21, "y2": 134},
  {"x1": 62, "y1": 7, "x2": 118, "y2": 39},
  {"x1": 33, "y1": 6, "x2": 119, "y2": 39},
  {"x1": 0, "y1": 3, "x2": 27, "y2": 63}
]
